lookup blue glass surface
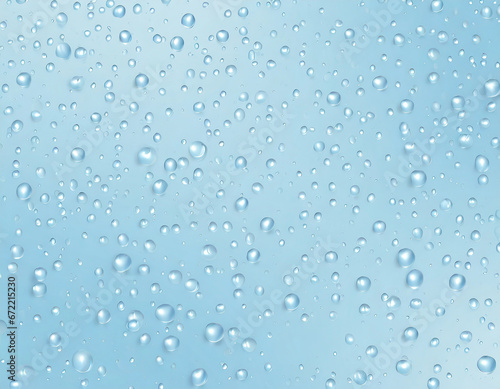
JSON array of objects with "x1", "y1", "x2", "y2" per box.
[{"x1": 1, "y1": 1, "x2": 500, "y2": 388}]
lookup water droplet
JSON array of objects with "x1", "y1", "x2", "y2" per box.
[
  {"x1": 431, "y1": 0, "x2": 443, "y2": 13},
  {"x1": 11, "y1": 120, "x2": 23, "y2": 133},
  {"x1": 327, "y1": 91, "x2": 341, "y2": 106},
  {"x1": 460, "y1": 331, "x2": 472, "y2": 342},
  {"x1": 137, "y1": 147, "x2": 156, "y2": 165},
  {"x1": 372, "y1": 220, "x2": 386, "y2": 233},
  {"x1": 246, "y1": 248, "x2": 260, "y2": 263},
  {"x1": 449, "y1": 274, "x2": 466, "y2": 291},
  {"x1": 284, "y1": 293, "x2": 300, "y2": 311},
  {"x1": 477, "y1": 356, "x2": 496, "y2": 373},
  {"x1": 16, "y1": 183, "x2": 32, "y2": 200},
  {"x1": 242, "y1": 337, "x2": 257, "y2": 352},
  {"x1": 49, "y1": 333, "x2": 62, "y2": 347},
  {"x1": 353, "y1": 370, "x2": 367, "y2": 385},
  {"x1": 113, "y1": 253, "x2": 132, "y2": 272},
  {"x1": 396, "y1": 360, "x2": 412, "y2": 375},
  {"x1": 164, "y1": 158, "x2": 177, "y2": 172},
  {"x1": 356, "y1": 276, "x2": 371, "y2": 292},
  {"x1": 113, "y1": 5, "x2": 126, "y2": 17},
  {"x1": 193, "y1": 102, "x2": 205, "y2": 113},
  {"x1": 202, "y1": 244, "x2": 218, "y2": 259},
  {"x1": 163, "y1": 335, "x2": 180, "y2": 352},
  {"x1": 155, "y1": 304, "x2": 175, "y2": 323},
  {"x1": 205, "y1": 323, "x2": 224, "y2": 343},
  {"x1": 126, "y1": 311, "x2": 144, "y2": 332},
  {"x1": 236, "y1": 369, "x2": 248, "y2": 381},
  {"x1": 97, "y1": 309, "x2": 111, "y2": 324},
  {"x1": 485, "y1": 79, "x2": 500, "y2": 97},
  {"x1": 397, "y1": 248, "x2": 415, "y2": 268},
  {"x1": 16, "y1": 72, "x2": 31, "y2": 87},
  {"x1": 152, "y1": 179, "x2": 168, "y2": 195},
  {"x1": 403, "y1": 326, "x2": 419, "y2": 341},
  {"x1": 69, "y1": 76, "x2": 85, "y2": 90},
  {"x1": 475, "y1": 155, "x2": 489, "y2": 173},
  {"x1": 410, "y1": 170, "x2": 427, "y2": 187},
  {"x1": 170, "y1": 36, "x2": 184, "y2": 51},
  {"x1": 189, "y1": 141, "x2": 207, "y2": 159},
  {"x1": 135, "y1": 74, "x2": 149, "y2": 88},
  {"x1": 235, "y1": 197, "x2": 249, "y2": 211},
  {"x1": 216, "y1": 30, "x2": 229, "y2": 42},
  {"x1": 71, "y1": 147, "x2": 85, "y2": 162},
  {"x1": 119, "y1": 30, "x2": 132, "y2": 43},
  {"x1": 372, "y1": 76, "x2": 388, "y2": 91},
  {"x1": 55, "y1": 43, "x2": 71, "y2": 59},
  {"x1": 72, "y1": 350, "x2": 93, "y2": 373},
  {"x1": 181, "y1": 13, "x2": 195, "y2": 28},
  {"x1": 32, "y1": 283, "x2": 47, "y2": 297},
  {"x1": 260, "y1": 217, "x2": 274, "y2": 232},
  {"x1": 10, "y1": 245, "x2": 24, "y2": 259},
  {"x1": 400, "y1": 99, "x2": 414, "y2": 113},
  {"x1": 427, "y1": 377, "x2": 440, "y2": 389},
  {"x1": 191, "y1": 368, "x2": 208, "y2": 386},
  {"x1": 406, "y1": 269, "x2": 424, "y2": 289}
]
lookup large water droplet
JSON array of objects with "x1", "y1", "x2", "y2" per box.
[
  {"x1": 372, "y1": 76, "x2": 388, "y2": 91},
  {"x1": 242, "y1": 337, "x2": 257, "y2": 352},
  {"x1": 246, "y1": 248, "x2": 260, "y2": 263},
  {"x1": 410, "y1": 170, "x2": 427, "y2": 187},
  {"x1": 69, "y1": 76, "x2": 85, "y2": 90},
  {"x1": 97, "y1": 309, "x2": 111, "y2": 324},
  {"x1": 155, "y1": 304, "x2": 175, "y2": 323},
  {"x1": 397, "y1": 248, "x2": 415, "y2": 268},
  {"x1": 163, "y1": 336, "x2": 180, "y2": 352},
  {"x1": 16, "y1": 183, "x2": 32, "y2": 200},
  {"x1": 235, "y1": 197, "x2": 249, "y2": 211},
  {"x1": 406, "y1": 269, "x2": 424, "y2": 289},
  {"x1": 284, "y1": 293, "x2": 300, "y2": 311},
  {"x1": 55, "y1": 43, "x2": 71, "y2": 59},
  {"x1": 326, "y1": 91, "x2": 341, "y2": 106},
  {"x1": 181, "y1": 13, "x2": 195, "y2": 28},
  {"x1": 189, "y1": 141, "x2": 207, "y2": 159},
  {"x1": 477, "y1": 356, "x2": 496, "y2": 373},
  {"x1": 49, "y1": 333, "x2": 62, "y2": 347},
  {"x1": 71, "y1": 147, "x2": 85, "y2": 162},
  {"x1": 427, "y1": 377, "x2": 440, "y2": 389},
  {"x1": 216, "y1": 30, "x2": 229, "y2": 42},
  {"x1": 72, "y1": 350, "x2": 93, "y2": 373},
  {"x1": 16, "y1": 72, "x2": 31, "y2": 87},
  {"x1": 119, "y1": 30, "x2": 132, "y2": 43},
  {"x1": 135, "y1": 73, "x2": 149, "y2": 88},
  {"x1": 396, "y1": 360, "x2": 412, "y2": 375},
  {"x1": 205, "y1": 323, "x2": 224, "y2": 343},
  {"x1": 260, "y1": 217, "x2": 274, "y2": 232},
  {"x1": 484, "y1": 79, "x2": 500, "y2": 97},
  {"x1": 403, "y1": 326, "x2": 419, "y2": 341},
  {"x1": 113, "y1": 253, "x2": 132, "y2": 272},
  {"x1": 356, "y1": 276, "x2": 371, "y2": 292},
  {"x1": 353, "y1": 370, "x2": 367, "y2": 385},
  {"x1": 191, "y1": 368, "x2": 208, "y2": 386},
  {"x1": 372, "y1": 220, "x2": 386, "y2": 233},
  {"x1": 152, "y1": 179, "x2": 168, "y2": 195},
  {"x1": 236, "y1": 369, "x2": 248, "y2": 381},
  {"x1": 32, "y1": 283, "x2": 47, "y2": 297},
  {"x1": 137, "y1": 147, "x2": 156, "y2": 165},
  {"x1": 475, "y1": 155, "x2": 489, "y2": 173},
  {"x1": 449, "y1": 274, "x2": 466, "y2": 291},
  {"x1": 170, "y1": 36, "x2": 184, "y2": 51}
]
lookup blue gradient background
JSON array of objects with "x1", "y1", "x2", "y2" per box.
[{"x1": 1, "y1": 0, "x2": 500, "y2": 388}]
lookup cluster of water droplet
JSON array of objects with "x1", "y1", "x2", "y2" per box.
[{"x1": 1, "y1": 0, "x2": 500, "y2": 388}]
